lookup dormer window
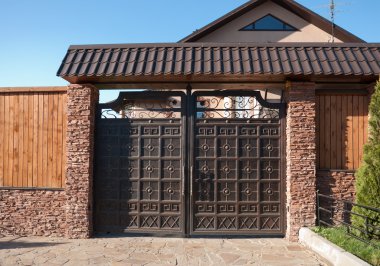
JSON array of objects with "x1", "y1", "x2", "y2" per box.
[{"x1": 240, "y1": 14, "x2": 297, "y2": 31}]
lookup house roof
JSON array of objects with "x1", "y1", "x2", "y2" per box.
[
  {"x1": 57, "y1": 42, "x2": 380, "y2": 84},
  {"x1": 179, "y1": 0, "x2": 364, "y2": 43}
]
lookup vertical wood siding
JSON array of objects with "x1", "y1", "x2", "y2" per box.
[
  {"x1": 0, "y1": 90, "x2": 67, "y2": 188},
  {"x1": 317, "y1": 93, "x2": 369, "y2": 170}
]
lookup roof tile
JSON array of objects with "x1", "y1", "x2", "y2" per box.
[{"x1": 57, "y1": 43, "x2": 380, "y2": 78}]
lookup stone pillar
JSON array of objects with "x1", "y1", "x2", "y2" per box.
[
  {"x1": 286, "y1": 82, "x2": 317, "y2": 241},
  {"x1": 65, "y1": 84, "x2": 99, "y2": 238}
]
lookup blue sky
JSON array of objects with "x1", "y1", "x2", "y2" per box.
[{"x1": 0, "y1": 0, "x2": 378, "y2": 102}]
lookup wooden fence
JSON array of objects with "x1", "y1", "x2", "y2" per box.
[
  {"x1": 317, "y1": 92, "x2": 369, "y2": 170},
  {"x1": 0, "y1": 87, "x2": 67, "y2": 188}
]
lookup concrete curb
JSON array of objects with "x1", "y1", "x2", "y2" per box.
[{"x1": 299, "y1": 227, "x2": 370, "y2": 266}]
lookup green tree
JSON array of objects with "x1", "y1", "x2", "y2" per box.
[{"x1": 352, "y1": 80, "x2": 380, "y2": 239}]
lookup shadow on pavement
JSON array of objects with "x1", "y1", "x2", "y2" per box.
[{"x1": 0, "y1": 240, "x2": 66, "y2": 250}]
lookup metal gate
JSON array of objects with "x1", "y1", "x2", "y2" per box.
[
  {"x1": 190, "y1": 91, "x2": 285, "y2": 235},
  {"x1": 94, "y1": 90, "x2": 285, "y2": 236},
  {"x1": 94, "y1": 92, "x2": 186, "y2": 234}
]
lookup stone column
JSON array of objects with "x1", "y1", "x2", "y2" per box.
[
  {"x1": 65, "y1": 84, "x2": 99, "y2": 238},
  {"x1": 286, "y1": 82, "x2": 317, "y2": 241}
]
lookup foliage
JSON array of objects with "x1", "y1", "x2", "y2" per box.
[
  {"x1": 352, "y1": 80, "x2": 380, "y2": 240},
  {"x1": 313, "y1": 226, "x2": 380, "y2": 266}
]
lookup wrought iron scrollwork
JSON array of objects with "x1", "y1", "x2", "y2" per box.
[
  {"x1": 99, "y1": 92, "x2": 182, "y2": 119},
  {"x1": 196, "y1": 93, "x2": 282, "y2": 120}
]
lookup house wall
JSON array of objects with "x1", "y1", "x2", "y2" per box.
[{"x1": 197, "y1": 1, "x2": 342, "y2": 43}]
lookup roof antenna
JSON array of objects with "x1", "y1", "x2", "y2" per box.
[
  {"x1": 330, "y1": 0, "x2": 336, "y2": 43},
  {"x1": 313, "y1": 0, "x2": 351, "y2": 42}
]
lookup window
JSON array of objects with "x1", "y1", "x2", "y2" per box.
[{"x1": 240, "y1": 14, "x2": 297, "y2": 31}]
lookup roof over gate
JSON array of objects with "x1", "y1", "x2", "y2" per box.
[{"x1": 57, "y1": 43, "x2": 380, "y2": 84}]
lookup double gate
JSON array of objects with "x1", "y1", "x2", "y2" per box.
[{"x1": 94, "y1": 90, "x2": 285, "y2": 236}]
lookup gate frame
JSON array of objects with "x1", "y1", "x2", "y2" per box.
[
  {"x1": 188, "y1": 90, "x2": 287, "y2": 236},
  {"x1": 93, "y1": 88, "x2": 287, "y2": 237},
  {"x1": 94, "y1": 91, "x2": 188, "y2": 237}
]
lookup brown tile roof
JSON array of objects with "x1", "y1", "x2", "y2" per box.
[{"x1": 57, "y1": 43, "x2": 380, "y2": 82}]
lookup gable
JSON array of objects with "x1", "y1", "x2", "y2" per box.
[
  {"x1": 194, "y1": 1, "x2": 343, "y2": 43},
  {"x1": 180, "y1": 0, "x2": 364, "y2": 43}
]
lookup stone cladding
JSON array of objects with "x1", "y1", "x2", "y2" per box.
[
  {"x1": 65, "y1": 84, "x2": 98, "y2": 238},
  {"x1": 286, "y1": 82, "x2": 317, "y2": 241},
  {"x1": 0, "y1": 189, "x2": 66, "y2": 237}
]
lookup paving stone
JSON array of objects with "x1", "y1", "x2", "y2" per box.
[
  {"x1": 287, "y1": 245, "x2": 307, "y2": 251},
  {"x1": 0, "y1": 236, "x2": 326, "y2": 266},
  {"x1": 220, "y1": 252, "x2": 241, "y2": 264}
]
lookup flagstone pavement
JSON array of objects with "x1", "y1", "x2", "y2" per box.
[{"x1": 0, "y1": 235, "x2": 327, "y2": 266}]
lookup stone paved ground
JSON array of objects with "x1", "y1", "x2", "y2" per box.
[{"x1": 0, "y1": 235, "x2": 327, "y2": 266}]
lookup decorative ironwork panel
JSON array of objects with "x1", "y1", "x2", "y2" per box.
[
  {"x1": 192, "y1": 91, "x2": 284, "y2": 235},
  {"x1": 94, "y1": 92, "x2": 185, "y2": 234}
]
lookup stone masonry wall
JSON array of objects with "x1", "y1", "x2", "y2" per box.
[
  {"x1": 317, "y1": 170, "x2": 356, "y2": 225},
  {"x1": 317, "y1": 171, "x2": 356, "y2": 201},
  {"x1": 0, "y1": 190, "x2": 66, "y2": 237},
  {"x1": 65, "y1": 84, "x2": 99, "y2": 238},
  {"x1": 286, "y1": 82, "x2": 317, "y2": 241}
]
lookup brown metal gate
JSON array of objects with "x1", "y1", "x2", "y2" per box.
[
  {"x1": 190, "y1": 91, "x2": 285, "y2": 236},
  {"x1": 94, "y1": 92, "x2": 186, "y2": 235},
  {"x1": 94, "y1": 90, "x2": 285, "y2": 236}
]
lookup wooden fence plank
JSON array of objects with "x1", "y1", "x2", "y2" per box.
[
  {"x1": 38, "y1": 93, "x2": 44, "y2": 187},
  {"x1": 316, "y1": 96, "x2": 320, "y2": 168},
  {"x1": 52, "y1": 94, "x2": 59, "y2": 187},
  {"x1": 336, "y1": 95, "x2": 342, "y2": 169},
  {"x1": 330, "y1": 96, "x2": 337, "y2": 169},
  {"x1": 8, "y1": 95, "x2": 14, "y2": 187},
  {"x1": 359, "y1": 95, "x2": 365, "y2": 163},
  {"x1": 62, "y1": 94, "x2": 67, "y2": 188},
  {"x1": 43, "y1": 94, "x2": 49, "y2": 187},
  {"x1": 14, "y1": 95, "x2": 20, "y2": 186},
  {"x1": 341, "y1": 95, "x2": 348, "y2": 169},
  {"x1": 27, "y1": 94, "x2": 33, "y2": 186},
  {"x1": 347, "y1": 96, "x2": 354, "y2": 169},
  {"x1": 352, "y1": 96, "x2": 359, "y2": 169},
  {"x1": 47, "y1": 94, "x2": 54, "y2": 188},
  {"x1": 324, "y1": 96, "x2": 331, "y2": 169},
  {"x1": 0, "y1": 95, "x2": 4, "y2": 186},
  {"x1": 3, "y1": 94, "x2": 9, "y2": 186},
  {"x1": 21, "y1": 94, "x2": 27, "y2": 187},
  {"x1": 32, "y1": 94, "x2": 39, "y2": 187},
  {"x1": 364, "y1": 96, "x2": 369, "y2": 150},
  {"x1": 319, "y1": 96, "x2": 325, "y2": 168},
  {"x1": 56, "y1": 94, "x2": 63, "y2": 188}
]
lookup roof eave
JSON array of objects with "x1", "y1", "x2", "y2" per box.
[{"x1": 60, "y1": 74, "x2": 379, "y2": 85}]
